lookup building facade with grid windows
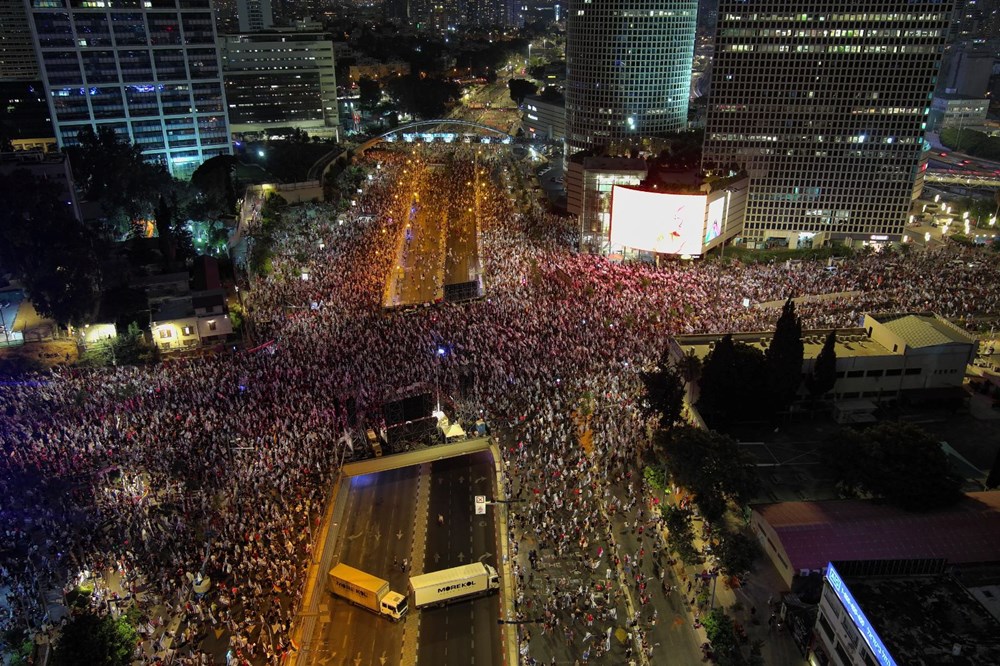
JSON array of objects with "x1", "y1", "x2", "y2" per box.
[
  {"x1": 703, "y1": 0, "x2": 952, "y2": 249},
  {"x1": 25, "y1": 0, "x2": 231, "y2": 179},
  {"x1": 220, "y1": 31, "x2": 339, "y2": 140},
  {"x1": 565, "y1": 0, "x2": 697, "y2": 151}
]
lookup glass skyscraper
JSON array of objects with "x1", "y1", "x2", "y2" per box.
[
  {"x1": 25, "y1": 0, "x2": 231, "y2": 178},
  {"x1": 565, "y1": 0, "x2": 697, "y2": 151},
  {"x1": 703, "y1": 0, "x2": 952, "y2": 248}
]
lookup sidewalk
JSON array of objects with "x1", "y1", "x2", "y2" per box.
[{"x1": 642, "y1": 483, "x2": 809, "y2": 666}]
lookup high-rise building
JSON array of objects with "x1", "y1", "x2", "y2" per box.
[
  {"x1": 564, "y1": 0, "x2": 697, "y2": 151},
  {"x1": 0, "y1": 81, "x2": 54, "y2": 151},
  {"x1": 237, "y1": 0, "x2": 272, "y2": 32},
  {"x1": 25, "y1": 0, "x2": 231, "y2": 179},
  {"x1": 1, "y1": 0, "x2": 40, "y2": 81},
  {"x1": 220, "y1": 31, "x2": 339, "y2": 140},
  {"x1": 383, "y1": 0, "x2": 410, "y2": 23},
  {"x1": 703, "y1": 0, "x2": 952, "y2": 249}
]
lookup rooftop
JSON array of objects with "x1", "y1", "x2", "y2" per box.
[
  {"x1": 934, "y1": 91, "x2": 989, "y2": 101},
  {"x1": 567, "y1": 151, "x2": 647, "y2": 172},
  {"x1": 151, "y1": 297, "x2": 195, "y2": 322},
  {"x1": 674, "y1": 327, "x2": 889, "y2": 361},
  {"x1": 870, "y1": 312, "x2": 977, "y2": 348},
  {"x1": 846, "y1": 574, "x2": 1000, "y2": 665},
  {"x1": 755, "y1": 492, "x2": 1000, "y2": 572}
]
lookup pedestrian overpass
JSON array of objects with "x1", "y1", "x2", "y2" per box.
[{"x1": 356, "y1": 119, "x2": 516, "y2": 154}]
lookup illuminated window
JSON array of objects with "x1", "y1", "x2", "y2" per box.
[
  {"x1": 207, "y1": 320, "x2": 217, "y2": 331},
  {"x1": 159, "y1": 328, "x2": 172, "y2": 339},
  {"x1": 182, "y1": 326, "x2": 193, "y2": 335}
]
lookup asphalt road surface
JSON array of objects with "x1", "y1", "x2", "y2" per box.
[
  {"x1": 417, "y1": 452, "x2": 502, "y2": 666},
  {"x1": 316, "y1": 467, "x2": 418, "y2": 666},
  {"x1": 384, "y1": 158, "x2": 485, "y2": 308},
  {"x1": 308, "y1": 453, "x2": 501, "y2": 666}
]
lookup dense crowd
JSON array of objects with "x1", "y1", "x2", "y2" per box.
[{"x1": 2, "y1": 143, "x2": 1000, "y2": 666}]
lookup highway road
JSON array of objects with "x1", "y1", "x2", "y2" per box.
[
  {"x1": 417, "y1": 452, "x2": 502, "y2": 666},
  {"x1": 384, "y1": 156, "x2": 487, "y2": 308},
  {"x1": 305, "y1": 452, "x2": 501, "y2": 666},
  {"x1": 312, "y1": 467, "x2": 418, "y2": 666}
]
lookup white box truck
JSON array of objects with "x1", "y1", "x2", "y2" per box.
[
  {"x1": 409, "y1": 562, "x2": 500, "y2": 608},
  {"x1": 327, "y1": 563, "x2": 407, "y2": 621}
]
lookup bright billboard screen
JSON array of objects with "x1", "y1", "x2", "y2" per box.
[
  {"x1": 610, "y1": 186, "x2": 706, "y2": 255},
  {"x1": 705, "y1": 196, "x2": 726, "y2": 243}
]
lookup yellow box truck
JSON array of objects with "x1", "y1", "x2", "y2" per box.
[{"x1": 327, "y1": 563, "x2": 407, "y2": 620}]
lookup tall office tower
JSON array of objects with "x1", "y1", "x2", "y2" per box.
[
  {"x1": 384, "y1": 0, "x2": 410, "y2": 23},
  {"x1": 237, "y1": 0, "x2": 272, "y2": 31},
  {"x1": 220, "y1": 31, "x2": 339, "y2": 140},
  {"x1": 1, "y1": 0, "x2": 54, "y2": 150},
  {"x1": 26, "y1": 0, "x2": 231, "y2": 179},
  {"x1": 1, "y1": 0, "x2": 40, "y2": 80},
  {"x1": 703, "y1": 0, "x2": 952, "y2": 249},
  {"x1": 564, "y1": 0, "x2": 697, "y2": 151}
]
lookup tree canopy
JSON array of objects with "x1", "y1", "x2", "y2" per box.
[
  {"x1": 358, "y1": 76, "x2": 382, "y2": 109},
  {"x1": 765, "y1": 298, "x2": 804, "y2": 414},
  {"x1": 639, "y1": 351, "x2": 685, "y2": 430},
  {"x1": 653, "y1": 425, "x2": 759, "y2": 522},
  {"x1": 190, "y1": 154, "x2": 238, "y2": 215},
  {"x1": 715, "y1": 530, "x2": 761, "y2": 576},
  {"x1": 663, "y1": 505, "x2": 701, "y2": 565},
  {"x1": 51, "y1": 611, "x2": 137, "y2": 666},
  {"x1": 0, "y1": 170, "x2": 100, "y2": 325},
  {"x1": 697, "y1": 334, "x2": 769, "y2": 423},
  {"x1": 385, "y1": 74, "x2": 460, "y2": 118},
  {"x1": 65, "y1": 126, "x2": 171, "y2": 237},
  {"x1": 821, "y1": 421, "x2": 962, "y2": 511},
  {"x1": 806, "y1": 330, "x2": 838, "y2": 399},
  {"x1": 508, "y1": 78, "x2": 538, "y2": 105}
]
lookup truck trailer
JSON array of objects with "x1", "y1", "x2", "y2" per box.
[
  {"x1": 327, "y1": 563, "x2": 407, "y2": 620},
  {"x1": 409, "y1": 562, "x2": 500, "y2": 608}
]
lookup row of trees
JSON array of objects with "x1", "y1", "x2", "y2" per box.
[
  {"x1": 640, "y1": 351, "x2": 764, "y2": 577},
  {"x1": 697, "y1": 298, "x2": 819, "y2": 424}
]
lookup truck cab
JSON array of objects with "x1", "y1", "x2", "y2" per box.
[{"x1": 381, "y1": 591, "x2": 408, "y2": 620}]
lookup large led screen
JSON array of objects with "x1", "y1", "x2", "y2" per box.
[
  {"x1": 610, "y1": 186, "x2": 706, "y2": 255},
  {"x1": 705, "y1": 196, "x2": 726, "y2": 243}
]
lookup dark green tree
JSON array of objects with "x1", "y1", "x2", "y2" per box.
[
  {"x1": 154, "y1": 195, "x2": 176, "y2": 265},
  {"x1": 657, "y1": 426, "x2": 759, "y2": 522},
  {"x1": 663, "y1": 505, "x2": 701, "y2": 565},
  {"x1": 806, "y1": 330, "x2": 838, "y2": 400},
  {"x1": 358, "y1": 76, "x2": 382, "y2": 109},
  {"x1": 703, "y1": 609, "x2": 742, "y2": 666},
  {"x1": 0, "y1": 170, "x2": 100, "y2": 326},
  {"x1": 821, "y1": 422, "x2": 962, "y2": 510},
  {"x1": 190, "y1": 155, "x2": 238, "y2": 214},
  {"x1": 698, "y1": 335, "x2": 769, "y2": 423},
  {"x1": 697, "y1": 334, "x2": 736, "y2": 417},
  {"x1": 507, "y1": 78, "x2": 537, "y2": 105},
  {"x1": 385, "y1": 74, "x2": 460, "y2": 118},
  {"x1": 765, "y1": 298, "x2": 804, "y2": 415},
  {"x1": 716, "y1": 530, "x2": 761, "y2": 575},
  {"x1": 639, "y1": 351, "x2": 685, "y2": 430},
  {"x1": 51, "y1": 611, "x2": 137, "y2": 666},
  {"x1": 65, "y1": 126, "x2": 171, "y2": 238}
]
